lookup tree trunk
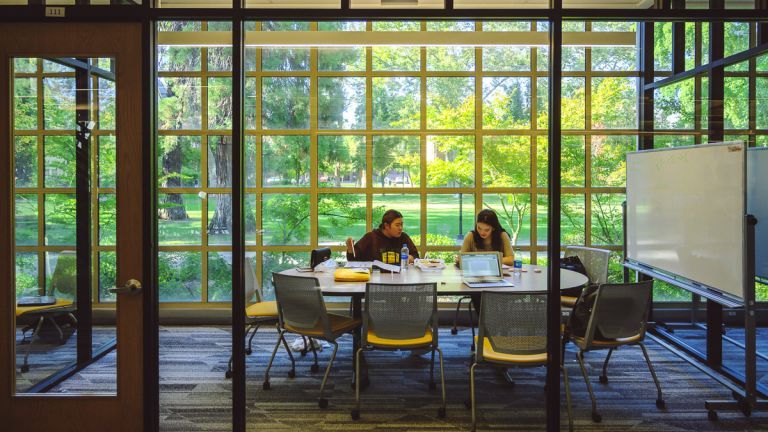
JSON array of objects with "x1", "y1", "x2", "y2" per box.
[
  {"x1": 158, "y1": 141, "x2": 188, "y2": 221},
  {"x1": 208, "y1": 136, "x2": 233, "y2": 235}
]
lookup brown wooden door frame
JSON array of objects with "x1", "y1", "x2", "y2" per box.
[{"x1": 0, "y1": 22, "x2": 146, "y2": 432}]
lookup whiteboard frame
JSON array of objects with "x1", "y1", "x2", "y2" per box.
[{"x1": 624, "y1": 141, "x2": 746, "y2": 306}]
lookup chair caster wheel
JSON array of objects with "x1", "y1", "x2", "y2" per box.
[
  {"x1": 429, "y1": 381, "x2": 436, "y2": 391},
  {"x1": 225, "y1": 370, "x2": 232, "y2": 379},
  {"x1": 451, "y1": 327, "x2": 458, "y2": 335},
  {"x1": 351, "y1": 409, "x2": 360, "y2": 420},
  {"x1": 599, "y1": 374, "x2": 608, "y2": 384},
  {"x1": 437, "y1": 407, "x2": 446, "y2": 418},
  {"x1": 311, "y1": 364, "x2": 320, "y2": 373},
  {"x1": 245, "y1": 348, "x2": 252, "y2": 355},
  {"x1": 288, "y1": 369, "x2": 296, "y2": 378},
  {"x1": 464, "y1": 399, "x2": 471, "y2": 409},
  {"x1": 21, "y1": 365, "x2": 29, "y2": 373},
  {"x1": 708, "y1": 410, "x2": 718, "y2": 421},
  {"x1": 318, "y1": 398, "x2": 328, "y2": 409},
  {"x1": 300, "y1": 349, "x2": 307, "y2": 357},
  {"x1": 656, "y1": 398, "x2": 666, "y2": 409},
  {"x1": 263, "y1": 381, "x2": 271, "y2": 390},
  {"x1": 592, "y1": 411, "x2": 602, "y2": 423}
]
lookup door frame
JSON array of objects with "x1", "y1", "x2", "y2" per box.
[{"x1": 0, "y1": 22, "x2": 152, "y2": 432}]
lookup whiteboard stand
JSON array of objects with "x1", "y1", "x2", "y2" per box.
[{"x1": 704, "y1": 215, "x2": 768, "y2": 420}]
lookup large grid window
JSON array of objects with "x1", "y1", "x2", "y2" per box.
[
  {"x1": 156, "y1": 20, "x2": 639, "y2": 302},
  {"x1": 12, "y1": 58, "x2": 117, "y2": 304}
]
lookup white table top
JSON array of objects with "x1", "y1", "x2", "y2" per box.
[{"x1": 280, "y1": 264, "x2": 588, "y2": 296}]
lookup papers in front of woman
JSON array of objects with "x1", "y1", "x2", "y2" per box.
[{"x1": 414, "y1": 258, "x2": 446, "y2": 272}]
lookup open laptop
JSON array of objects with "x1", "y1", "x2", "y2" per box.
[
  {"x1": 17, "y1": 295, "x2": 57, "y2": 307},
  {"x1": 460, "y1": 252, "x2": 514, "y2": 288}
]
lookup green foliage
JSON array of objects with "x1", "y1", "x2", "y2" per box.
[{"x1": 158, "y1": 252, "x2": 202, "y2": 302}]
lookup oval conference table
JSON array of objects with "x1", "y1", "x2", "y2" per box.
[{"x1": 279, "y1": 264, "x2": 588, "y2": 386}]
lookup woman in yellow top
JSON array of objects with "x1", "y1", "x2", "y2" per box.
[{"x1": 459, "y1": 209, "x2": 514, "y2": 265}]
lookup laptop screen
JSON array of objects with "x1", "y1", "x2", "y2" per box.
[{"x1": 461, "y1": 253, "x2": 501, "y2": 278}]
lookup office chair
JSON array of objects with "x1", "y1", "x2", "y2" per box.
[
  {"x1": 265, "y1": 272, "x2": 361, "y2": 408},
  {"x1": 351, "y1": 282, "x2": 446, "y2": 421},
  {"x1": 565, "y1": 280, "x2": 664, "y2": 423},
  {"x1": 467, "y1": 291, "x2": 573, "y2": 432},
  {"x1": 561, "y1": 246, "x2": 610, "y2": 308}
]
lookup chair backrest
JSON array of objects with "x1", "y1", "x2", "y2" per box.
[
  {"x1": 244, "y1": 256, "x2": 260, "y2": 303},
  {"x1": 49, "y1": 250, "x2": 77, "y2": 300},
  {"x1": 364, "y1": 282, "x2": 436, "y2": 340},
  {"x1": 272, "y1": 272, "x2": 329, "y2": 335},
  {"x1": 585, "y1": 281, "x2": 653, "y2": 344},
  {"x1": 477, "y1": 291, "x2": 547, "y2": 360},
  {"x1": 564, "y1": 246, "x2": 610, "y2": 285}
]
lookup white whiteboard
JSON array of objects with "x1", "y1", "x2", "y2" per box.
[
  {"x1": 626, "y1": 142, "x2": 745, "y2": 300},
  {"x1": 748, "y1": 147, "x2": 768, "y2": 280}
]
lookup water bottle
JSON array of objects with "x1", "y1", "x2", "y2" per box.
[
  {"x1": 400, "y1": 244, "x2": 409, "y2": 272},
  {"x1": 513, "y1": 248, "x2": 523, "y2": 276}
]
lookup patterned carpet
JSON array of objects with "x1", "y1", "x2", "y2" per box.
[{"x1": 47, "y1": 326, "x2": 768, "y2": 431}]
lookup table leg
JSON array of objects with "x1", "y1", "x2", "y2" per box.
[{"x1": 351, "y1": 294, "x2": 368, "y2": 388}]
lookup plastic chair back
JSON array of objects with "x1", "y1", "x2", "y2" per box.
[
  {"x1": 364, "y1": 282, "x2": 436, "y2": 340},
  {"x1": 272, "y1": 272, "x2": 327, "y2": 331},
  {"x1": 478, "y1": 291, "x2": 547, "y2": 358},
  {"x1": 587, "y1": 281, "x2": 653, "y2": 341},
  {"x1": 564, "y1": 246, "x2": 610, "y2": 286},
  {"x1": 50, "y1": 251, "x2": 77, "y2": 300}
]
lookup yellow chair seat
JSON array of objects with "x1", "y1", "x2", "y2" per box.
[
  {"x1": 367, "y1": 329, "x2": 432, "y2": 348},
  {"x1": 246, "y1": 301, "x2": 278, "y2": 318},
  {"x1": 475, "y1": 336, "x2": 548, "y2": 364},
  {"x1": 560, "y1": 296, "x2": 578, "y2": 308},
  {"x1": 572, "y1": 333, "x2": 642, "y2": 348},
  {"x1": 284, "y1": 314, "x2": 361, "y2": 337},
  {"x1": 16, "y1": 299, "x2": 74, "y2": 318}
]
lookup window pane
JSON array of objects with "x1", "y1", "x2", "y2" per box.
[
  {"x1": 537, "y1": 136, "x2": 548, "y2": 188},
  {"x1": 561, "y1": 77, "x2": 585, "y2": 130},
  {"x1": 373, "y1": 21, "x2": 420, "y2": 31},
  {"x1": 482, "y1": 136, "x2": 531, "y2": 188},
  {"x1": 98, "y1": 136, "x2": 117, "y2": 188},
  {"x1": 44, "y1": 136, "x2": 76, "y2": 188},
  {"x1": 207, "y1": 77, "x2": 232, "y2": 130},
  {"x1": 536, "y1": 194, "x2": 547, "y2": 246},
  {"x1": 483, "y1": 47, "x2": 530, "y2": 72},
  {"x1": 246, "y1": 194, "x2": 257, "y2": 245},
  {"x1": 318, "y1": 194, "x2": 367, "y2": 245},
  {"x1": 158, "y1": 251, "x2": 201, "y2": 302},
  {"x1": 14, "y1": 136, "x2": 37, "y2": 188},
  {"x1": 262, "y1": 252, "x2": 308, "y2": 301},
  {"x1": 427, "y1": 194, "x2": 474, "y2": 246},
  {"x1": 207, "y1": 194, "x2": 232, "y2": 246},
  {"x1": 208, "y1": 47, "x2": 232, "y2": 72},
  {"x1": 158, "y1": 194, "x2": 201, "y2": 246},
  {"x1": 44, "y1": 194, "x2": 76, "y2": 245},
  {"x1": 99, "y1": 252, "x2": 117, "y2": 303},
  {"x1": 724, "y1": 22, "x2": 750, "y2": 64},
  {"x1": 427, "y1": 47, "x2": 475, "y2": 72},
  {"x1": 426, "y1": 135, "x2": 474, "y2": 187},
  {"x1": 208, "y1": 136, "x2": 232, "y2": 188},
  {"x1": 758, "y1": 78, "x2": 768, "y2": 129},
  {"x1": 262, "y1": 77, "x2": 310, "y2": 129},
  {"x1": 157, "y1": 136, "x2": 201, "y2": 188},
  {"x1": 98, "y1": 194, "x2": 116, "y2": 246},
  {"x1": 562, "y1": 47, "x2": 585, "y2": 71},
  {"x1": 245, "y1": 78, "x2": 257, "y2": 130},
  {"x1": 482, "y1": 77, "x2": 531, "y2": 129},
  {"x1": 372, "y1": 135, "x2": 420, "y2": 188},
  {"x1": 208, "y1": 252, "x2": 232, "y2": 302},
  {"x1": 483, "y1": 193, "x2": 531, "y2": 246},
  {"x1": 246, "y1": 137, "x2": 257, "y2": 187},
  {"x1": 14, "y1": 77, "x2": 37, "y2": 130},
  {"x1": 98, "y1": 77, "x2": 116, "y2": 130},
  {"x1": 561, "y1": 194, "x2": 586, "y2": 245},
  {"x1": 158, "y1": 77, "x2": 201, "y2": 130},
  {"x1": 15, "y1": 194, "x2": 37, "y2": 246},
  {"x1": 372, "y1": 77, "x2": 420, "y2": 130},
  {"x1": 427, "y1": 77, "x2": 474, "y2": 130},
  {"x1": 427, "y1": 21, "x2": 474, "y2": 31},
  {"x1": 591, "y1": 193, "x2": 624, "y2": 246},
  {"x1": 591, "y1": 135, "x2": 635, "y2": 187},
  {"x1": 318, "y1": 77, "x2": 366, "y2": 130},
  {"x1": 484, "y1": 21, "x2": 531, "y2": 31},
  {"x1": 536, "y1": 77, "x2": 548, "y2": 130},
  {"x1": 14, "y1": 58, "x2": 37, "y2": 73},
  {"x1": 262, "y1": 135, "x2": 310, "y2": 187},
  {"x1": 372, "y1": 194, "x2": 420, "y2": 235},
  {"x1": 373, "y1": 46, "x2": 420, "y2": 71},
  {"x1": 43, "y1": 77, "x2": 76, "y2": 130},
  {"x1": 318, "y1": 135, "x2": 366, "y2": 187},
  {"x1": 562, "y1": 136, "x2": 586, "y2": 187},
  {"x1": 654, "y1": 135, "x2": 695, "y2": 148},
  {"x1": 724, "y1": 77, "x2": 748, "y2": 130},
  {"x1": 591, "y1": 77, "x2": 637, "y2": 129},
  {"x1": 318, "y1": 48, "x2": 365, "y2": 72},
  {"x1": 262, "y1": 48, "x2": 310, "y2": 71},
  {"x1": 654, "y1": 79, "x2": 695, "y2": 129},
  {"x1": 262, "y1": 194, "x2": 310, "y2": 245},
  {"x1": 591, "y1": 47, "x2": 636, "y2": 72},
  {"x1": 654, "y1": 22, "x2": 672, "y2": 72}
]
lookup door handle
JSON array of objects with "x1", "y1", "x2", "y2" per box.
[{"x1": 109, "y1": 279, "x2": 142, "y2": 295}]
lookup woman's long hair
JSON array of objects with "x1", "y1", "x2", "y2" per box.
[
  {"x1": 378, "y1": 209, "x2": 403, "y2": 230},
  {"x1": 471, "y1": 209, "x2": 507, "y2": 253}
]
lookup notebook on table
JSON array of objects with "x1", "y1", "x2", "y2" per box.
[{"x1": 460, "y1": 252, "x2": 513, "y2": 288}]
